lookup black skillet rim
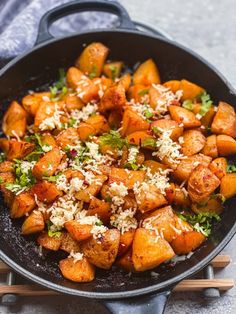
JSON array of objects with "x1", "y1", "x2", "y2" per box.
[{"x1": 0, "y1": 28, "x2": 236, "y2": 299}]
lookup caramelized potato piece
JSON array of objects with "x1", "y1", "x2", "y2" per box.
[
  {"x1": 0, "y1": 140, "x2": 35, "y2": 161},
  {"x1": 127, "y1": 131, "x2": 155, "y2": 148},
  {"x1": 179, "y1": 79, "x2": 205, "y2": 101},
  {"x1": 132, "y1": 228, "x2": 175, "y2": 271},
  {"x1": 77, "y1": 122, "x2": 96, "y2": 141},
  {"x1": 127, "y1": 84, "x2": 149, "y2": 103},
  {"x1": 34, "y1": 101, "x2": 63, "y2": 130},
  {"x1": 66, "y1": 67, "x2": 99, "y2": 103},
  {"x1": 117, "y1": 229, "x2": 135, "y2": 257},
  {"x1": 103, "y1": 61, "x2": 123, "y2": 79},
  {"x1": 56, "y1": 127, "x2": 79, "y2": 149},
  {"x1": 188, "y1": 165, "x2": 220, "y2": 203},
  {"x1": 209, "y1": 157, "x2": 227, "y2": 179},
  {"x1": 99, "y1": 83, "x2": 126, "y2": 113},
  {"x1": 0, "y1": 161, "x2": 14, "y2": 173},
  {"x1": 116, "y1": 248, "x2": 136, "y2": 272},
  {"x1": 22, "y1": 92, "x2": 51, "y2": 116},
  {"x1": 121, "y1": 108, "x2": 149, "y2": 136},
  {"x1": 220, "y1": 173, "x2": 236, "y2": 199},
  {"x1": 216, "y1": 135, "x2": 236, "y2": 156},
  {"x1": 10, "y1": 192, "x2": 36, "y2": 218},
  {"x1": 0, "y1": 172, "x2": 15, "y2": 188},
  {"x1": 85, "y1": 114, "x2": 110, "y2": 135},
  {"x1": 22, "y1": 211, "x2": 45, "y2": 235},
  {"x1": 211, "y1": 102, "x2": 236, "y2": 137},
  {"x1": 87, "y1": 197, "x2": 111, "y2": 224},
  {"x1": 169, "y1": 105, "x2": 201, "y2": 128},
  {"x1": 108, "y1": 110, "x2": 122, "y2": 129},
  {"x1": 60, "y1": 232, "x2": 81, "y2": 253},
  {"x1": 76, "y1": 42, "x2": 109, "y2": 77},
  {"x1": 31, "y1": 181, "x2": 61, "y2": 203},
  {"x1": 191, "y1": 198, "x2": 223, "y2": 215},
  {"x1": 143, "y1": 160, "x2": 167, "y2": 173},
  {"x1": 171, "y1": 231, "x2": 205, "y2": 255},
  {"x1": 41, "y1": 133, "x2": 57, "y2": 148},
  {"x1": 82, "y1": 229, "x2": 120, "y2": 269},
  {"x1": 37, "y1": 232, "x2": 62, "y2": 251},
  {"x1": 173, "y1": 154, "x2": 212, "y2": 182},
  {"x1": 133, "y1": 59, "x2": 160, "y2": 85},
  {"x1": 109, "y1": 167, "x2": 145, "y2": 189},
  {"x1": 119, "y1": 73, "x2": 131, "y2": 91},
  {"x1": 202, "y1": 135, "x2": 218, "y2": 158},
  {"x1": 32, "y1": 147, "x2": 62, "y2": 179},
  {"x1": 151, "y1": 119, "x2": 183, "y2": 141},
  {"x1": 63, "y1": 94, "x2": 84, "y2": 112},
  {"x1": 59, "y1": 257, "x2": 95, "y2": 282},
  {"x1": 181, "y1": 130, "x2": 206, "y2": 156},
  {"x1": 2, "y1": 101, "x2": 27, "y2": 138},
  {"x1": 75, "y1": 175, "x2": 107, "y2": 202},
  {"x1": 163, "y1": 80, "x2": 181, "y2": 93},
  {"x1": 135, "y1": 184, "x2": 168, "y2": 213},
  {"x1": 65, "y1": 220, "x2": 92, "y2": 241},
  {"x1": 192, "y1": 103, "x2": 215, "y2": 129}
]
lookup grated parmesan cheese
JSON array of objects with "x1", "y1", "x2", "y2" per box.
[
  {"x1": 110, "y1": 208, "x2": 137, "y2": 234},
  {"x1": 68, "y1": 251, "x2": 83, "y2": 262},
  {"x1": 39, "y1": 104, "x2": 64, "y2": 131}
]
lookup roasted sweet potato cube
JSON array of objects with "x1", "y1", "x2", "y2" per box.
[
  {"x1": 202, "y1": 135, "x2": 218, "y2": 158},
  {"x1": 191, "y1": 198, "x2": 223, "y2": 215},
  {"x1": 37, "y1": 232, "x2": 63, "y2": 251},
  {"x1": 117, "y1": 229, "x2": 135, "y2": 257},
  {"x1": 66, "y1": 67, "x2": 99, "y2": 103},
  {"x1": 163, "y1": 80, "x2": 181, "y2": 93},
  {"x1": 179, "y1": 79, "x2": 205, "y2": 101},
  {"x1": 77, "y1": 122, "x2": 96, "y2": 141},
  {"x1": 171, "y1": 231, "x2": 205, "y2": 255},
  {"x1": 211, "y1": 102, "x2": 236, "y2": 137},
  {"x1": 99, "y1": 83, "x2": 126, "y2": 113},
  {"x1": 126, "y1": 131, "x2": 155, "y2": 148},
  {"x1": 0, "y1": 140, "x2": 35, "y2": 161},
  {"x1": 60, "y1": 232, "x2": 81, "y2": 253},
  {"x1": 109, "y1": 167, "x2": 145, "y2": 189},
  {"x1": 192, "y1": 103, "x2": 216, "y2": 129},
  {"x1": 151, "y1": 119, "x2": 183, "y2": 141},
  {"x1": 63, "y1": 94, "x2": 84, "y2": 112},
  {"x1": 85, "y1": 114, "x2": 110, "y2": 135},
  {"x1": 75, "y1": 175, "x2": 107, "y2": 202},
  {"x1": 31, "y1": 181, "x2": 61, "y2": 203},
  {"x1": 132, "y1": 228, "x2": 175, "y2": 271},
  {"x1": 10, "y1": 192, "x2": 36, "y2": 218},
  {"x1": 103, "y1": 61, "x2": 123, "y2": 79},
  {"x1": 135, "y1": 184, "x2": 168, "y2": 213},
  {"x1": 34, "y1": 101, "x2": 62, "y2": 130},
  {"x1": 119, "y1": 73, "x2": 131, "y2": 91},
  {"x1": 65, "y1": 220, "x2": 92, "y2": 241},
  {"x1": 142, "y1": 206, "x2": 178, "y2": 242},
  {"x1": 188, "y1": 165, "x2": 220, "y2": 203},
  {"x1": 0, "y1": 172, "x2": 15, "y2": 186},
  {"x1": 56, "y1": 127, "x2": 79, "y2": 149},
  {"x1": 181, "y1": 130, "x2": 206, "y2": 156},
  {"x1": 133, "y1": 59, "x2": 160, "y2": 85},
  {"x1": 116, "y1": 248, "x2": 136, "y2": 272},
  {"x1": 127, "y1": 84, "x2": 149, "y2": 103},
  {"x1": 32, "y1": 147, "x2": 62, "y2": 179},
  {"x1": 0, "y1": 161, "x2": 14, "y2": 173},
  {"x1": 82, "y1": 229, "x2": 120, "y2": 269},
  {"x1": 22, "y1": 92, "x2": 51, "y2": 116},
  {"x1": 220, "y1": 173, "x2": 236, "y2": 199},
  {"x1": 76, "y1": 42, "x2": 109, "y2": 77},
  {"x1": 143, "y1": 160, "x2": 167, "y2": 173},
  {"x1": 87, "y1": 197, "x2": 111, "y2": 224},
  {"x1": 22, "y1": 211, "x2": 45, "y2": 235},
  {"x1": 121, "y1": 108, "x2": 149, "y2": 137},
  {"x1": 216, "y1": 135, "x2": 236, "y2": 156},
  {"x1": 173, "y1": 154, "x2": 212, "y2": 182},
  {"x1": 169, "y1": 105, "x2": 201, "y2": 128},
  {"x1": 171, "y1": 184, "x2": 190, "y2": 207},
  {"x1": 59, "y1": 257, "x2": 95, "y2": 282},
  {"x1": 63, "y1": 169, "x2": 84, "y2": 181},
  {"x1": 2, "y1": 101, "x2": 27, "y2": 138},
  {"x1": 41, "y1": 133, "x2": 57, "y2": 148},
  {"x1": 209, "y1": 157, "x2": 227, "y2": 179}
]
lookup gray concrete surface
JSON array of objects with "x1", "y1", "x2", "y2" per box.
[{"x1": 1, "y1": 0, "x2": 236, "y2": 313}]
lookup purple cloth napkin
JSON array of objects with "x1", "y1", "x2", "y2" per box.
[{"x1": 0, "y1": 0, "x2": 118, "y2": 62}]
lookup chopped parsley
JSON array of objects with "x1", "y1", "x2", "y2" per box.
[
  {"x1": 89, "y1": 65, "x2": 98, "y2": 79},
  {"x1": 227, "y1": 164, "x2": 236, "y2": 173},
  {"x1": 109, "y1": 64, "x2": 118, "y2": 81},
  {"x1": 182, "y1": 100, "x2": 193, "y2": 111},
  {"x1": 178, "y1": 212, "x2": 221, "y2": 237},
  {"x1": 99, "y1": 130, "x2": 128, "y2": 150},
  {"x1": 0, "y1": 152, "x2": 6, "y2": 163},
  {"x1": 138, "y1": 89, "x2": 149, "y2": 97},
  {"x1": 46, "y1": 221, "x2": 62, "y2": 238},
  {"x1": 199, "y1": 92, "x2": 213, "y2": 117},
  {"x1": 143, "y1": 109, "x2": 154, "y2": 119},
  {"x1": 141, "y1": 138, "x2": 156, "y2": 148},
  {"x1": 42, "y1": 174, "x2": 61, "y2": 182},
  {"x1": 24, "y1": 133, "x2": 49, "y2": 161},
  {"x1": 0, "y1": 176, "x2": 3, "y2": 184},
  {"x1": 50, "y1": 69, "x2": 67, "y2": 101},
  {"x1": 124, "y1": 162, "x2": 139, "y2": 170}
]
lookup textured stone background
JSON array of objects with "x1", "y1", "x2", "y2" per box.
[{"x1": 0, "y1": 0, "x2": 236, "y2": 313}]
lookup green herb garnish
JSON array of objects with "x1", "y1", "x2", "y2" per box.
[
  {"x1": 89, "y1": 65, "x2": 98, "y2": 79},
  {"x1": 227, "y1": 164, "x2": 236, "y2": 173},
  {"x1": 42, "y1": 174, "x2": 61, "y2": 182},
  {"x1": 109, "y1": 64, "x2": 118, "y2": 81},
  {"x1": 143, "y1": 109, "x2": 154, "y2": 119},
  {"x1": 182, "y1": 100, "x2": 193, "y2": 111},
  {"x1": 141, "y1": 138, "x2": 156, "y2": 148},
  {"x1": 46, "y1": 221, "x2": 62, "y2": 238},
  {"x1": 50, "y1": 69, "x2": 67, "y2": 101},
  {"x1": 0, "y1": 176, "x2": 4, "y2": 184},
  {"x1": 0, "y1": 152, "x2": 6, "y2": 163},
  {"x1": 178, "y1": 212, "x2": 221, "y2": 237},
  {"x1": 95, "y1": 220, "x2": 103, "y2": 226},
  {"x1": 138, "y1": 89, "x2": 149, "y2": 97},
  {"x1": 99, "y1": 130, "x2": 128, "y2": 150},
  {"x1": 199, "y1": 92, "x2": 213, "y2": 117}
]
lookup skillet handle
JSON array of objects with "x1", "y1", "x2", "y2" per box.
[
  {"x1": 101, "y1": 290, "x2": 171, "y2": 314},
  {"x1": 36, "y1": 0, "x2": 135, "y2": 45}
]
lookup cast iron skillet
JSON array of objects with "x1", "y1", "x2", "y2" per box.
[{"x1": 0, "y1": 1, "x2": 236, "y2": 313}]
